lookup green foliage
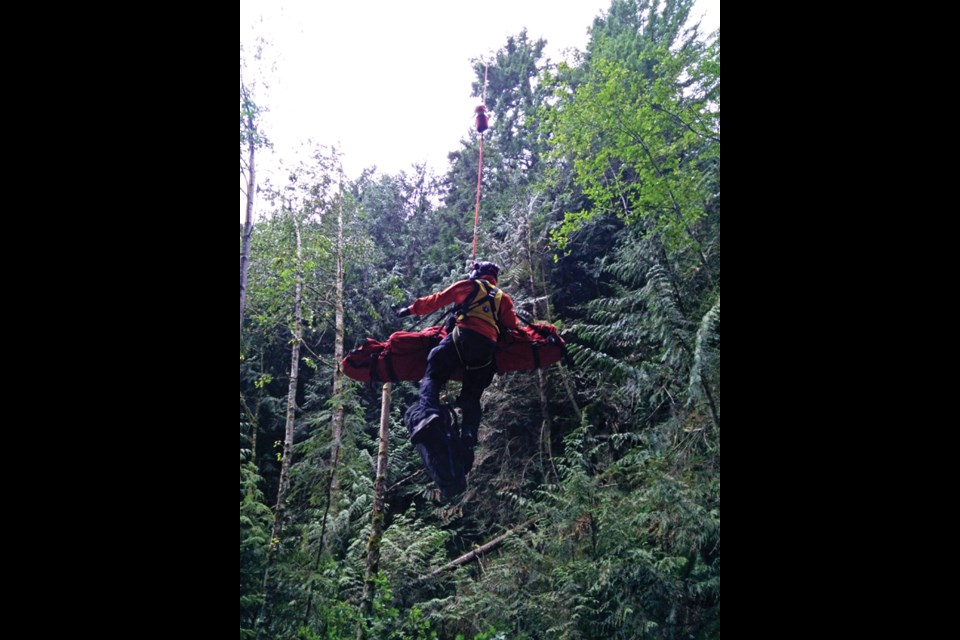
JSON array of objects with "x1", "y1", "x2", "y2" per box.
[
  {"x1": 241, "y1": 4, "x2": 718, "y2": 638},
  {"x1": 240, "y1": 434, "x2": 273, "y2": 636},
  {"x1": 687, "y1": 296, "x2": 719, "y2": 413},
  {"x1": 289, "y1": 571, "x2": 439, "y2": 640},
  {"x1": 544, "y1": 0, "x2": 718, "y2": 255},
  {"x1": 472, "y1": 29, "x2": 549, "y2": 173},
  {"x1": 427, "y1": 422, "x2": 718, "y2": 639},
  {"x1": 240, "y1": 41, "x2": 271, "y2": 173}
]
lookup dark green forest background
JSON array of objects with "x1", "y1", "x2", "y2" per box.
[{"x1": 240, "y1": 1, "x2": 719, "y2": 637}]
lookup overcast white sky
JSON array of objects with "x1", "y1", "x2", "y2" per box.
[{"x1": 240, "y1": 0, "x2": 719, "y2": 215}]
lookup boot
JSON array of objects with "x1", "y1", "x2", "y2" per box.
[{"x1": 410, "y1": 413, "x2": 439, "y2": 444}]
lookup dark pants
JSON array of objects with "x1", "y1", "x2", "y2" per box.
[
  {"x1": 405, "y1": 403, "x2": 468, "y2": 499},
  {"x1": 418, "y1": 327, "x2": 496, "y2": 439}
]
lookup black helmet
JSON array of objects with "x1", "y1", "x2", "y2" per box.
[{"x1": 470, "y1": 261, "x2": 500, "y2": 280}]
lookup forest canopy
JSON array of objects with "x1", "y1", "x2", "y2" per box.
[{"x1": 241, "y1": 2, "x2": 719, "y2": 638}]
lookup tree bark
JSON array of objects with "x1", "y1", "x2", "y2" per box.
[
  {"x1": 305, "y1": 193, "x2": 349, "y2": 628},
  {"x1": 523, "y1": 201, "x2": 557, "y2": 482},
  {"x1": 271, "y1": 215, "x2": 303, "y2": 544},
  {"x1": 304, "y1": 194, "x2": 348, "y2": 629},
  {"x1": 240, "y1": 108, "x2": 256, "y2": 333},
  {"x1": 257, "y1": 214, "x2": 304, "y2": 638},
  {"x1": 331, "y1": 193, "x2": 346, "y2": 494},
  {"x1": 357, "y1": 383, "x2": 391, "y2": 640},
  {"x1": 536, "y1": 369, "x2": 556, "y2": 481}
]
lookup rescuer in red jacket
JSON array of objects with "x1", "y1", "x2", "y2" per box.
[{"x1": 396, "y1": 261, "x2": 519, "y2": 458}]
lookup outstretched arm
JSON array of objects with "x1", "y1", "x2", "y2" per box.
[
  {"x1": 499, "y1": 294, "x2": 521, "y2": 330},
  {"x1": 399, "y1": 280, "x2": 476, "y2": 317}
]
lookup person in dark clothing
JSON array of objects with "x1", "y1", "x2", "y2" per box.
[{"x1": 396, "y1": 261, "x2": 520, "y2": 458}]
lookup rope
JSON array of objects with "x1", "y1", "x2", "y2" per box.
[
  {"x1": 472, "y1": 135, "x2": 483, "y2": 257},
  {"x1": 472, "y1": 63, "x2": 489, "y2": 258}
]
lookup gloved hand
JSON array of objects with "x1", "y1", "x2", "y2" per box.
[{"x1": 396, "y1": 305, "x2": 412, "y2": 318}]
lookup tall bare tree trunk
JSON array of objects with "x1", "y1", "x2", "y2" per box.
[
  {"x1": 331, "y1": 193, "x2": 346, "y2": 494},
  {"x1": 302, "y1": 190, "x2": 349, "y2": 630},
  {"x1": 257, "y1": 214, "x2": 303, "y2": 638},
  {"x1": 357, "y1": 383, "x2": 391, "y2": 640},
  {"x1": 535, "y1": 368, "x2": 556, "y2": 481},
  {"x1": 521, "y1": 207, "x2": 581, "y2": 423},
  {"x1": 302, "y1": 194, "x2": 349, "y2": 629},
  {"x1": 524, "y1": 202, "x2": 558, "y2": 481},
  {"x1": 251, "y1": 353, "x2": 263, "y2": 459},
  {"x1": 240, "y1": 109, "x2": 256, "y2": 333},
  {"x1": 272, "y1": 214, "x2": 303, "y2": 542}
]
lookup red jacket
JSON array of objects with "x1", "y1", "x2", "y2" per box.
[{"x1": 410, "y1": 275, "x2": 519, "y2": 342}]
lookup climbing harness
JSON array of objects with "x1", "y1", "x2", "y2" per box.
[
  {"x1": 452, "y1": 326, "x2": 494, "y2": 371},
  {"x1": 455, "y1": 278, "x2": 503, "y2": 335}
]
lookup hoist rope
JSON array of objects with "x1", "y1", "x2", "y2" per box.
[{"x1": 472, "y1": 62, "x2": 489, "y2": 258}]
